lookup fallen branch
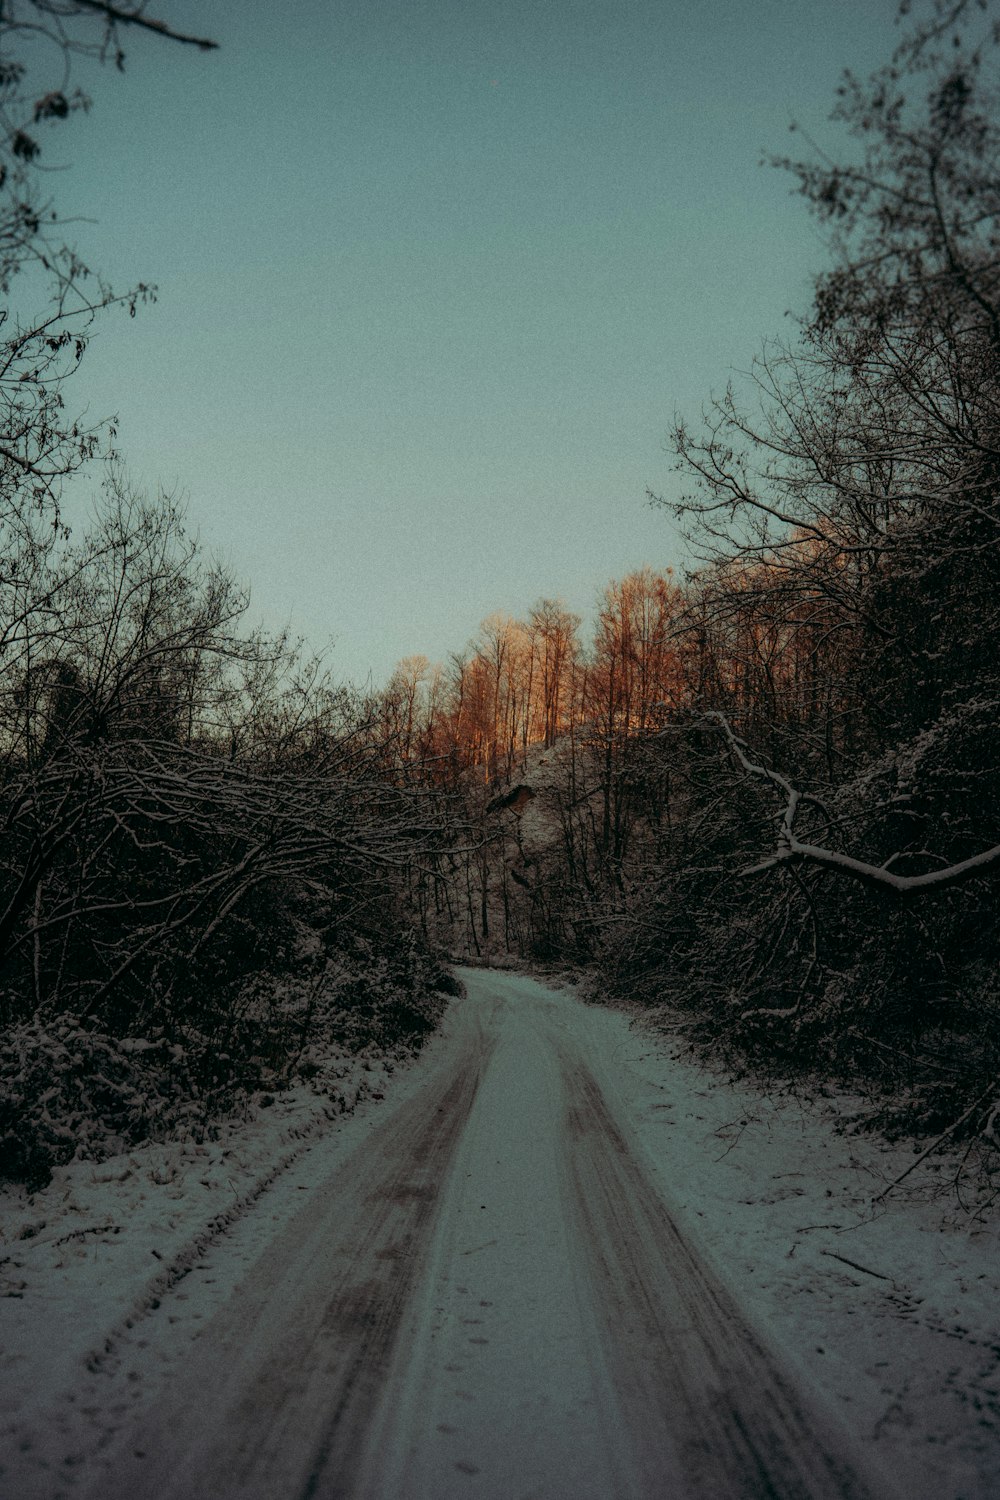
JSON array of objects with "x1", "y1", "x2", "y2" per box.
[
  {"x1": 820, "y1": 1248, "x2": 891, "y2": 1282},
  {"x1": 53, "y1": 1222, "x2": 119, "y2": 1246}
]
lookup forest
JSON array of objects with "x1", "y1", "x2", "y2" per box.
[{"x1": 2, "y1": 0, "x2": 999, "y2": 1189}]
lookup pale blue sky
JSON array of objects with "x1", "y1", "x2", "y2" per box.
[{"x1": 47, "y1": 0, "x2": 901, "y2": 684}]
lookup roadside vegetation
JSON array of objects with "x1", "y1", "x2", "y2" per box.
[{"x1": 0, "y1": 468, "x2": 457, "y2": 1187}]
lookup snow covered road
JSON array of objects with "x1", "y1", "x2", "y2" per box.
[
  {"x1": 357, "y1": 970, "x2": 877, "y2": 1500},
  {"x1": 22, "y1": 967, "x2": 891, "y2": 1500}
]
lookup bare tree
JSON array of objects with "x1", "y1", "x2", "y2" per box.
[{"x1": 0, "y1": 3, "x2": 217, "y2": 528}]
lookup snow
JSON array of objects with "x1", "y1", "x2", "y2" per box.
[
  {"x1": 1, "y1": 969, "x2": 997, "y2": 1498},
  {"x1": 0, "y1": 1056, "x2": 405, "y2": 1465},
  {"x1": 596, "y1": 997, "x2": 1000, "y2": 1499},
  {"x1": 358, "y1": 978, "x2": 635, "y2": 1498}
]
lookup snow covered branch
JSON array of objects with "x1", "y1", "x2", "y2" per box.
[{"x1": 706, "y1": 712, "x2": 1000, "y2": 894}]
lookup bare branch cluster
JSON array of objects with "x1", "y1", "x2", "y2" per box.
[
  {"x1": 0, "y1": 3, "x2": 216, "y2": 529},
  {"x1": 0, "y1": 473, "x2": 458, "y2": 1184}
]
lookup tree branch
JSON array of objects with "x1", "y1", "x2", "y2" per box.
[
  {"x1": 707, "y1": 711, "x2": 1000, "y2": 894},
  {"x1": 73, "y1": 2, "x2": 217, "y2": 50}
]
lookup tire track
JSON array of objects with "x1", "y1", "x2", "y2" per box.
[
  {"x1": 78, "y1": 1016, "x2": 494, "y2": 1500},
  {"x1": 560, "y1": 1051, "x2": 880, "y2": 1499}
]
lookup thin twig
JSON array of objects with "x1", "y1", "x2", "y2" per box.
[
  {"x1": 820, "y1": 1248, "x2": 891, "y2": 1281},
  {"x1": 75, "y1": 1, "x2": 218, "y2": 50},
  {"x1": 873, "y1": 1078, "x2": 999, "y2": 1201}
]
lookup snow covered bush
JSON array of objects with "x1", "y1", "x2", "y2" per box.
[
  {"x1": 0, "y1": 1018, "x2": 203, "y2": 1189},
  {"x1": 0, "y1": 483, "x2": 457, "y2": 1187}
]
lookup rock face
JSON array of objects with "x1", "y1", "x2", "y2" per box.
[{"x1": 484, "y1": 784, "x2": 536, "y2": 816}]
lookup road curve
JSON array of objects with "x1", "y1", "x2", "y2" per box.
[{"x1": 70, "y1": 968, "x2": 884, "y2": 1500}]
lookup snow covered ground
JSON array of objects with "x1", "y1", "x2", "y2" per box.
[
  {"x1": 0, "y1": 1053, "x2": 410, "y2": 1485},
  {"x1": 588, "y1": 986, "x2": 1000, "y2": 1500},
  {"x1": 0, "y1": 969, "x2": 997, "y2": 1497}
]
